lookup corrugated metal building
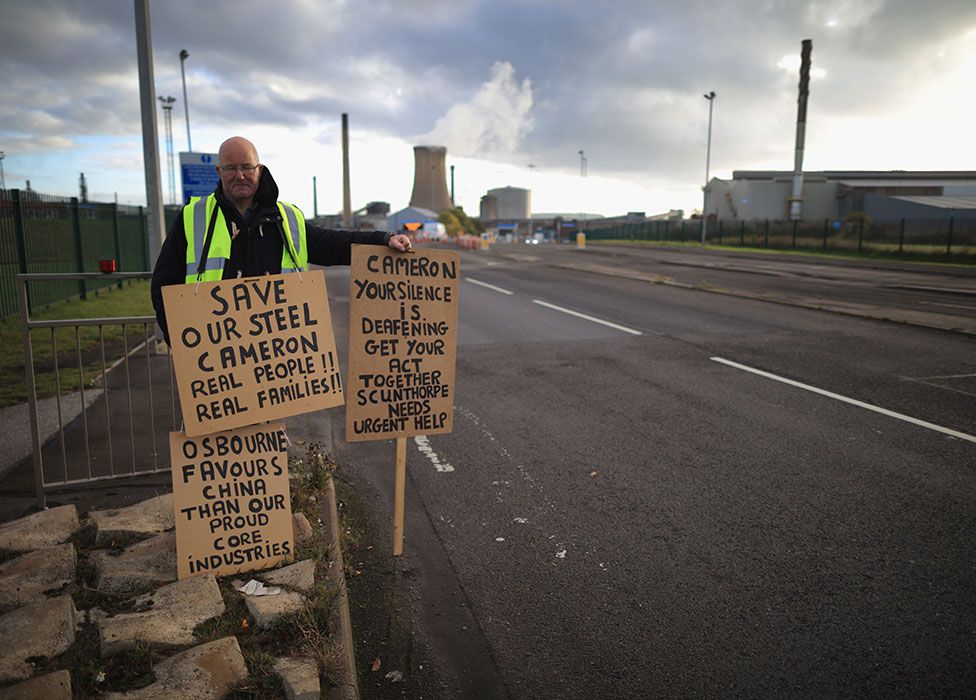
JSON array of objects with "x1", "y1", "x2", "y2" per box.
[{"x1": 705, "y1": 171, "x2": 976, "y2": 222}]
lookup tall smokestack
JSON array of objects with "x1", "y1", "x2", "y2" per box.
[
  {"x1": 789, "y1": 39, "x2": 812, "y2": 221},
  {"x1": 342, "y1": 113, "x2": 352, "y2": 227},
  {"x1": 409, "y1": 146, "x2": 452, "y2": 213}
]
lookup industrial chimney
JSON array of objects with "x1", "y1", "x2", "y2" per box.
[
  {"x1": 788, "y1": 39, "x2": 812, "y2": 221},
  {"x1": 409, "y1": 146, "x2": 453, "y2": 213}
]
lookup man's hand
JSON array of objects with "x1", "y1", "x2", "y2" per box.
[{"x1": 387, "y1": 233, "x2": 413, "y2": 252}]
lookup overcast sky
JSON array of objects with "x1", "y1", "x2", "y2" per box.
[{"x1": 2, "y1": 0, "x2": 974, "y2": 217}]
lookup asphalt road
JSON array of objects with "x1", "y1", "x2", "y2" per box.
[{"x1": 326, "y1": 243, "x2": 976, "y2": 698}]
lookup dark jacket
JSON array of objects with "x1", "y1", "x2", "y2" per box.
[{"x1": 151, "y1": 165, "x2": 390, "y2": 344}]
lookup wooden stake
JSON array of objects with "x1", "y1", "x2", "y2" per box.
[{"x1": 393, "y1": 437, "x2": 407, "y2": 556}]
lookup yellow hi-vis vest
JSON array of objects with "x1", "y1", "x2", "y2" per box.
[{"x1": 182, "y1": 194, "x2": 308, "y2": 282}]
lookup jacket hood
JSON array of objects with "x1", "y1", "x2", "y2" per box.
[{"x1": 214, "y1": 164, "x2": 280, "y2": 208}]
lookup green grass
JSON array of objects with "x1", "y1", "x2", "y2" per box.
[
  {"x1": 597, "y1": 238, "x2": 976, "y2": 266},
  {"x1": 0, "y1": 279, "x2": 155, "y2": 408}
]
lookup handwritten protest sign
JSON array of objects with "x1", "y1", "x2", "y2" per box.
[
  {"x1": 170, "y1": 423, "x2": 293, "y2": 579},
  {"x1": 162, "y1": 271, "x2": 343, "y2": 437},
  {"x1": 346, "y1": 246, "x2": 460, "y2": 442}
]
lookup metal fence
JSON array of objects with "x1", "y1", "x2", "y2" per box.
[
  {"x1": 0, "y1": 189, "x2": 154, "y2": 319},
  {"x1": 19, "y1": 272, "x2": 178, "y2": 507},
  {"x1": 584, "y1": 218, "x2": 976, "y2": 260}
]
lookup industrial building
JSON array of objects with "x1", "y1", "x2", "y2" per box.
[
  {"x1": 705, "y1": 171, "x2": 976, "y2": 222},
  {"x1": 480, "y1": 186, "x2": 531, "y2": 220}
]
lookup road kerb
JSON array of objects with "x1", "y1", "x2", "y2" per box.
[{"x1": 324, "y1": 476, "x2": 359, "y2": 700}]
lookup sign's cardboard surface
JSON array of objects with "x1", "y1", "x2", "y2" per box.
[
  {"x1": 345, "y1": 246, "x2": 460, "y2": 442},
  {"x1": 171, "y1": 423, "x2": 293, "y2": 579},
  {"x1": 163, "y1": 271, "x2": 343, "y2": 437}
]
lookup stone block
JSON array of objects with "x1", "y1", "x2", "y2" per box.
[
  {"x1": 274, "y1": 656, "x2": 321, "y2": 700},
  {"x1": 0, "y1": 543, "x2": 76, "y2": 607},
  {"x1": 0, "y1": 669, "x2": 72, "y2": 700},
  {"x1": 0, "y1": 596, "x2": 77, "y2": 682},
  {"x1": 292, "y1": 512, "x2": 313, "y2": 545},
  {"x1": 88, "y1": 494, "x2": 174, "y2": 545},
  {"x1": 102, "y1": 636, "x2": 248, "y2": 700},
  {"x1": 98, "y1": 574, "x2": 223, "y2": 657},
  {"x1": 261, "y1": 559, "x2": 315, "y2": 594},
  {"x1": 0, "y1": 505, "x2": 79, "y2": 552},
  {"x1": 92, "y1": 531, "x2": 177, "y2": 595},
  {"x1": 244, "y1": 590, "x2": 306, "y2": 629}
]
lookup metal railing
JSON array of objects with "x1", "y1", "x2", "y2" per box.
[
  {"x1": 19, "y1": 272, "x2": 178, "y2": 507},
  {"x1": 582, "y1": 217, "x2": 976, "y2": 260}
]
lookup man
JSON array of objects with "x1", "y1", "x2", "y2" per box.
[{"x1": 151, "y1": 136, "x2": 412, "y2": 344}]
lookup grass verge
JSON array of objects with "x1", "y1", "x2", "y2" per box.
[
  {"x1": 597, "y1": 238, "x2": 976, "y2": 266},
  {"x1": 0, "y1": 279, "x2": 155, "y2": 408}
]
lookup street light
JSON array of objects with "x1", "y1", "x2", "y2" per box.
[
  {"x1": 0, "y1": 151, "x2": 5, "y2": 190},
  {"x1": 158, "y1": 96, "x2": 176, "y2": 204},
  {"x1": 701, "y1": 91, "x2": 716, "y2": 244},
  {"x1": 179, "y1": 49, "x2": 192, "y2": 152}
]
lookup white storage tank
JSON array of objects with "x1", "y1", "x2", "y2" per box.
[{"x1": 487, "y1": 186, "x2": 531, "y2": 220}]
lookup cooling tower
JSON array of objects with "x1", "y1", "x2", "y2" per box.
[{"x1": 409, "y1": 146, "x2": 453, "y2": 213}]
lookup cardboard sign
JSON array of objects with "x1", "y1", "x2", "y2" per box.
[
  {"x1": 171, "y1": 423, "x2": 293, "y2": 579},
  {"x1": 163, "y1": 271, "x2": 343, "y2": 437},
  {"x1": 346, "y1": 246, "x2": 460, "y2": 442}
]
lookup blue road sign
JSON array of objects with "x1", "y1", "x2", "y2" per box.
[{"x1": 179, "y1": 152, "x2": 220, "y2": 203}]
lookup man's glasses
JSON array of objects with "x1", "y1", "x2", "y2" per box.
[{"x1": 219, "y1": 164, "x2": 259, "y2": 175}]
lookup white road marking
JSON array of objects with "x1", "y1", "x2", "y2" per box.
[
  {"x1": 918, "y1": 301, "x2": 976, "y2": 311},
  {"x1": 914, "y1": 373, "x2": 976, "y2": 380},
  {"x1": 413, "y1": 435, "x2": 454, "y2": 472},
  {"x1": 532, "y1": 300, "x2": 643, "y2": 335},
  {"x1": 466, "y1": 277, "x2": 514, "y2": 295},
  {"x1": 710, "y1": 356, "x2": 976, "y2": 445},
  {"x1": 902, "y1": 374, "x2": 976, "y2": 396}
]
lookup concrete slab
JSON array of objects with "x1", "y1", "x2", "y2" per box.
[
  {"x1": 261, "y1": 559, "x2": 315, "y2": 594},
  {"x1": 0, "y1": 505, "x2": 79, "y2": 552},
  {"x1": 88, "y1": 493, "x2": 174, "y2": 545},
  {"x1": 92, "y1": 531, "x2": 177, "y2": 595},
  {"x1": 98, "y1": 574, "x2": 223, "y2": 656},
  {"x1": 102, "y1": 636, "x2": 248, "y2": 700},
  {"x1": 274, "y1": 656, "x2": 321, "y2": 700},
  {"x1": 0, "y1": 543, "x2": 76, "y2": 607},
  {"x1": 0, "y1": 596, "x2": 77, "y2": 682},
  {"x1": 0, "y1": 669, "x2": 72, "y2": 700},
  {"x1": 244, "y1": 590, "x2": 307, "y2": 630}
]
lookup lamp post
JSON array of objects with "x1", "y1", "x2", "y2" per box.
[
  {"x1": 158, "y1": 96, "x2": 176, "y2": 205},
  {"x1": 578, "y1": 150, "x2": 587, "y2": 238},
  {"x1": 0, "y1": 151, "x2": 5, "y2": 190},
  {"x1": 701, "y1": 91, "x2": 716, "y2": 244},
  {"x1": 179, "y1": 49, "x2": 192, "y2": 152}
]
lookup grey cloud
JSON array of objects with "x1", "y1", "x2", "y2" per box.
[{"x1": 1, "y1": 0, "x2": 973, "y2": 183}]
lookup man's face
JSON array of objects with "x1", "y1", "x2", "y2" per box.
[{"x1": 217, "y1": 141, "x2": 261, "y2": 206}]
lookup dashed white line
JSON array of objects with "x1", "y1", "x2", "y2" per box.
[
  {"x1": 711, "y1": 356, "x2": 976, "y2": 445},
  {"x1": 413, "y1": 435, "x2": 454, "y2": 472},
  {"x1": 466, "y1": 277, "x2": 514, "y2": 295},
  {"x1": 532, "y1": 300, "x2": 643, "y2": 335}
]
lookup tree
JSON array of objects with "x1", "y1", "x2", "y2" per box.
[
  {"x1": 439, "y1": 207, "x2": 483, "y2": 237},
  {"x1": 438, "y1": 210, "x2": 463, "y2": 238}
]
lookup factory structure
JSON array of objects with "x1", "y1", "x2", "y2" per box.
[
  {"x1": 702, "y1": 40, "x2": 976, "y2": 224},
  {"x1": 704, "y1": 171, "x2": 976, "y2": 223}
]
